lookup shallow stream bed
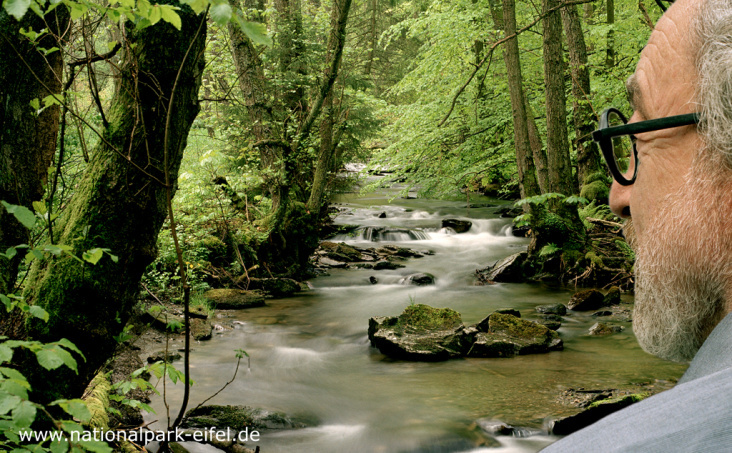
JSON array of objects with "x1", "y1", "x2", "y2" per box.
[{"x1": 147, "y1": 187, "x2": 687, "y2": 452}]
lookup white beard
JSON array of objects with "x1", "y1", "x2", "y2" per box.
[{"x1": 625, "y1": 164, "x2": 730, "y2": 363}]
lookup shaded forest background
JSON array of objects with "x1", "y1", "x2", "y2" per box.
[{"x1": 0, "y1": 0, "x2": 666, "y2": 449}]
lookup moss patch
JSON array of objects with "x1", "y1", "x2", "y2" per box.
[
  {"x1": 396, "y1": 304, "x2": 462, "y2": 333},
  {"x1": 488, "y1": 312, "x2": 550, "y2": 339}
]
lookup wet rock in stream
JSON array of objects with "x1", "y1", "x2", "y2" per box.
[
  {"x1": 441, "y1": 218, "x2": 472, "y2": 233},
  {"x1": 368, "y1": 305, "x2": 563, "y2": 361}
]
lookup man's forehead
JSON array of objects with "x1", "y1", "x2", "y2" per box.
[{"x1": 628, "y1": 0, "x2": 699, "y2": 119}]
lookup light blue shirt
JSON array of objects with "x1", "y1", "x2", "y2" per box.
[{"x1": 541, "y1": 313, "x2": 732, "y2": 452}]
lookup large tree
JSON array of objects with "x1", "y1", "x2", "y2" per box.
[
  {"x1": 19, "y1": 2, "x2": 207, "y2": 402},
  {"x1": 0, "y1": 7, "x2": 69, "y2": 295}
]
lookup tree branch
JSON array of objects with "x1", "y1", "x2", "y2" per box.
[{"x1": 438, "y1": 0, "x2": 595, "y2": 127}]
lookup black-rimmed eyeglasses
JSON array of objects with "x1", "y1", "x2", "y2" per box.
[{"x1": 591, "y1": 108, "x2": 700, "y2": 185}]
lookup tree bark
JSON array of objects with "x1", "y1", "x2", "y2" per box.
[
  {"x1": 499, "y1": 0, "x2": 540, "y2": 202},
  {"x1": 561, "y1": 3, "x2": 602, "y2": 186},
  {"x1": 23, "y1": 4, "x2": 206, "y2": 402},
  {"x1": 542, "y1": 0, "x2": 577, "y2": 196},
  {"x1": 0, "y1": 7, "x2": 69, "y2": 295},
  {"x1": 307, "y1": 0, "x2": 352, "y2": 213}
]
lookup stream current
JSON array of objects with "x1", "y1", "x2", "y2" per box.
[{"x1": 148, "y1": 185, "x2": 687, "y2": 453}]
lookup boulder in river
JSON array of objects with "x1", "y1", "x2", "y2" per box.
[
  {"x1": 551, "y1": 393, "x2": 649, "y2": 435},
  {"x1": 204, "y1": 289, "x2": 266, "y2": 309},
  {"x1": 374, "y1": 260, "x2": 405, "y2": 270},
  {"x1": 589, "y1": 322, "x2": 624, "y2": 336},
  {"x1": 401, "y1": 273, "x2": 436, "y2": 286},
  {"x1": 602, "y1": 286, "x2": 622, "y2": 306},
  {"x1": 320, "y1": 241, "x2": 362, "y2": 262},
  {"x1": 183, "y1": 405, "x2": 309, "y2": 431},
  {"x1": 441, "y1": 219, "x2": 472, "y2": 233},
  {"x1": 568, "y1": 289, "x2": 606, "y2": 311},
  {"x1": 249, "y1": 277, "x2": 301, "y2": 298},
  {"x1": 368, "y1": 304, "x2": 466, "y2": 361},
  {"x1": 535, "y1": 304, "x2": 567, "y2": 316},
  {"x1": 476, "y1": 252, "x2": 527, "y2": 284},
  {"x1": 369, "y1": 307, "x2": 563, "y2": 361},
  {"x1": 467, "y1": 313, "x2": 563, "y2": 358}
]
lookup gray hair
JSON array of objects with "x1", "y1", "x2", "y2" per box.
[{"x1": 694, "y1": 0, "x2": 732, "y2": 167}]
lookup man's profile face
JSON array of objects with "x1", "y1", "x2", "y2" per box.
[{"x1": 609, "y1": 0, "x2": 730, "y2": 362}]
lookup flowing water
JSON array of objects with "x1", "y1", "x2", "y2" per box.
[{"x1": 147, "y1": 184, "x2": 687, "y2": 453}]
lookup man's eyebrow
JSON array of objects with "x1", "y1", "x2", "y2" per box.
[{"x1": 625, "y1": 74, "x2": 645, "y2": 119}]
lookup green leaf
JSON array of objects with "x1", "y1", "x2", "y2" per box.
[
  {"x1": 159, "y1": 4, "x2": 180, "y2": 29},
  {"x1": 181, "y1": 0, "x2": 206, "y2": 14},
  {"x1": 4, "y1": 247, "x2": 17, "y2": 260},
  {"x1": 32, "y1": 201, "x2": 46, "y2": 215},
  {"x1": 55, "y1": 338, "x2": 84, "y2": 359},
  {"x1": 35, "y1": 345, "x2": 77, "y2": 372},
  {"x1": 209, "y1": 2, "x2": 231, "y2": 25},
  {"x1": 54, "y1": 399, "x2": 91, "y2": 422},
  {"x1": 3, "y1": 0, "x2": 31, "y2": 20},
  {"x1": 12, "y1": 400, "x2": 36, "y2": 428},
  {"x1": 75, "y1": 441, "x2": 113, "y2": 453},
  {"x1": 0, "y1": 392, "x2": 21, "y2": 415},
  {"x1": 82, "y1": 248, "x2": 103, "y2": 264},
  {"x1": 0, "y1": 344, "x2": 12, "y2": 363},
  {"x1": 148, "y1": 4, "x2": 162, "y2": 24},
  {"x1": 67, "y1": 1, "x2": 88, "y2": 20},
  {"x1": 233, "y1": 14, "x2": 271, "y2": 47},
  {"x1": 50, "y1": 440, "x2": 68, "y2": 453},
  {"x1": 29, "y1": 98, "x2": 40, "y2": 110},
  {"x1": 28, "y1": 305, "x2": 48, "y2": 322},
  {"x1": 1, "y1": 202, "x2": 36, "y2": 229},
  {"x1": 0, "y1": 294, "x2": 11, "y2": 310}
]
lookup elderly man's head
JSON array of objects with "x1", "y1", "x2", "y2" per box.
[{"x1": 609, "y1": 0, "x2": 732, "y2": 363}]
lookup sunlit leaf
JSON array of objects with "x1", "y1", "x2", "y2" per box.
[
  {"x1": 209, "y1": 2, "x2": 231, "y2": 25},
  {"x1": 1, "y1": 201, "x2": 36, "y2": 229},
  {"x1": 3, "y1": 0, "x2": 31, "y2": 20}
]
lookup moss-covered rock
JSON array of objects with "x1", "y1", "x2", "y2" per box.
[
  {"x1": 191, "y1": 318, "x2": 213, "y2": 341},
  {"x1": 551, "y1": 393, "x2": 649, "y2": 435},
  {"x1": 396, "y1": 304, "x2": 462, "y2": 333},
  {"x1": 603, "y1": 286, "x2": 622, "y2": 305},
  {"x1": 248, "y1": 277, "x2": 301, "y2": 298},
  {"x1": 204, "y1": 288, "x2": 266, "y2": 309},
  {"x1": 183, "y1": 405, "x2": 308, "y2": 431},
  {"x1": 468, "y1": 313, "x2": 563, "y2": 357},
  {"x1": 368, "y1": 305, "x2": 467, "y2": 361},
  {"x1": 579, "y1": 179, "x2": 610, "y2": 203},
  {"x1": 568, "y1": 289, "x2": 606, "y2": 311}
]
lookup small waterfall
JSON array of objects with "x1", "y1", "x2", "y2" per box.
[{"x1": 336, "y1": 226, "x2": 430, "y2": 242}]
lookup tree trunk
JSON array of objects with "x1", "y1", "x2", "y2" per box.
[
  {"x1": 307, "y1": 0, "x2": 352, "y2": 213},
  {"x1": 499, "y1": 0, "x2": 540, "y2": 203},
  {"x1": 606, "y1": 0, "x2": 615, "y2": 68},
  {"x1": 23, "y1": 5, "x2": 206, "y2": 403},
  {"x1": 525, "y1": 100, "x2": 548, "y2": 193},
  {"x1": 364, "y1": 0, "x2": 378, "y2": 77},
  {"x1": 561, "y1": 4, "x2": 602, "y2": 187},
  {"x1": 0, "y1": 8, "x2": 69, "y2": 295},
  {"x1": 542, "y1": 0, "x2": 577, "y2": 196},
  {"x1": 536, "y1": 0, "x2": 585, "y2": 258}
]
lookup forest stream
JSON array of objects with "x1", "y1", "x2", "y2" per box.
[{"x1": 146, "y1": 183, "x2": 688, "y2": 453}]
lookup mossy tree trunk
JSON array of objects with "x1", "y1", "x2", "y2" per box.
[
  {"x1": 229, "y1": 0, "x2": 351, "y2": 276},
  {"x1": 307, "y1": 0, "x2": 352, "y2": 215},
  {"x1": 561, "y1": 4, "x2": 603, "y2": 188},
  {"x1": 0, "y1": 7, "x2": 69, "y2": 296},
  {"x1": 533, "y1": 0, "x2": 586, "y2": 269},
  {"x1": 22, "y1": 5, "x2": 206, "y2": 403}
]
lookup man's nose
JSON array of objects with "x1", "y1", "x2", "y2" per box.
[{"x1": 609, "y1": 181, "x2": 632, "y2": 218}]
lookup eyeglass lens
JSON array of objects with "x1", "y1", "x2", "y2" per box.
[{"x1": 606, "y1": 110, "x2": 636, "y2": 177}]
